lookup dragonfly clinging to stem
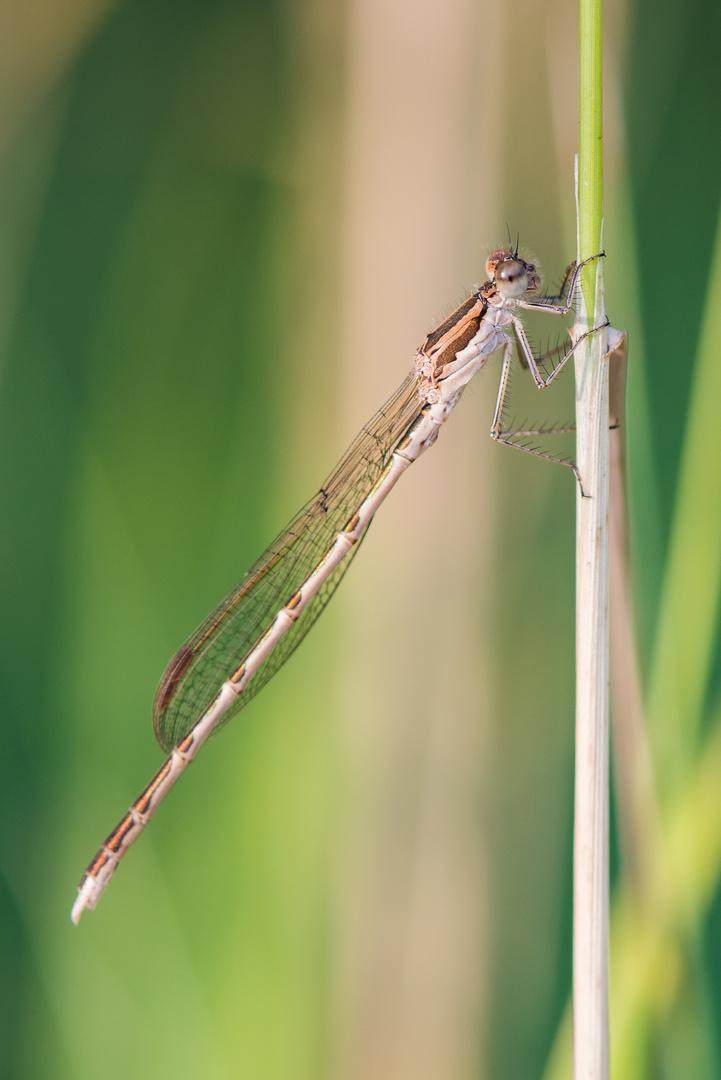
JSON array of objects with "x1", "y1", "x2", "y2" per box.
[{"x1": 71, "y1": 245, "x2": 605, "y2": 924}]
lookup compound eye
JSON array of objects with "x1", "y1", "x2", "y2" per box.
[
  {"x1": 495, "y1": 258, "x2": 528, "y2": 298},
  {"x1": 485, "y1": 249, "x2": 507, "y2": 277}
]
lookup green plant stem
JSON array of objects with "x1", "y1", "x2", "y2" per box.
[{"x1": 578, "y1": 0, "x2": 603, "y2": 298}]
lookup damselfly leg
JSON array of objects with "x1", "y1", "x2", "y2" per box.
[{"x1": 489, "y1": 251, "x2": 608, "y2": 494}]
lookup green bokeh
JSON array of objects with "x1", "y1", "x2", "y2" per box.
[{"x1": 3, "y1": 1, "x2": 721, "y2": 1078}]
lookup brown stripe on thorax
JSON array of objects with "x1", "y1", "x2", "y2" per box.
[{"x1": 419, "y1": 292, "x2": 486, "y2": 378}]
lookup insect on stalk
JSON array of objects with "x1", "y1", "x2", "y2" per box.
[{"x1": 71, "y1": 246, "x2": 605, "y2": 924}]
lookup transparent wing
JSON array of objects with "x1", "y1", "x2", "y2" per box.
[{"x1": 153, "y1": 373, "x2": 423, "y2": 752}]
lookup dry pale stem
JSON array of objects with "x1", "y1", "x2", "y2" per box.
[{"x1": 573, "y1": 264, "x2": 610, "y2": 1080}]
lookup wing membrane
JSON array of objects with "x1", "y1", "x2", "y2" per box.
[{"x1": 153, "y1": 373, "x2": 422, "y2": 751}]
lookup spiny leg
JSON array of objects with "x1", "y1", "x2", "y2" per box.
[
  {"x1": 511, "y1": 424, "x2": 576, "y2": 436},
  {"x1": 513, "y1": 313, "x2": 610, "y2": 390},
  {"x1": 492, "y1": 333, "x2": 618, "y2": 449},
  {"x1": 489, "y1": 251, "x2": 608, "y2": 495},
  {"x1": 508, "y1": 341, "x2": 575, "y2": 431},
  {"x1": 515, "y1": 331, "x2": 574, "y2": 374},
  {"x1": 489, "y1": 342, "x2": 587, "y2": 494},
  {"x1": 514, "y1": 334, "x2": 608, "y2": 408},
  {"x1": 511, "y1": 253, "x2": 609, "y2": 389},
  {"x1": 518, "y1": 250, "x2": 605, "y2": 317},
  {"x1": 528, "y1": 260, "x2": 577, "y2": 311}
]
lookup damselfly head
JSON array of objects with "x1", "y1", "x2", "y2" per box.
[{"x1": 486, "y1": 248, "x2": 540, "y2": 298}]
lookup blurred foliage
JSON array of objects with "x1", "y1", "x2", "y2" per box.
[{"x1": 2, "y1": 0, "x2": 721, "y2": 1079}]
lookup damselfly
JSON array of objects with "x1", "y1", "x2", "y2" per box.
[{"x1": 71, "y1": 246, "x2": 604, "y2": 923}]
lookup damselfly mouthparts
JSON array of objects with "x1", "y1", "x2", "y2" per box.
[{"x1": 71, "y1": 247, "x2": 604, "y2": 924}]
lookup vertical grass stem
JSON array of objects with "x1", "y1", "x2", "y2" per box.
[{"x1": 574, "y1": 0, "x2": 609, "y2": 1077}]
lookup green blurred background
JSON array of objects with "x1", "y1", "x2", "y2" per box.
[{"x1": 2, "y1": 0, "x2": 721, "y2": 1077}]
